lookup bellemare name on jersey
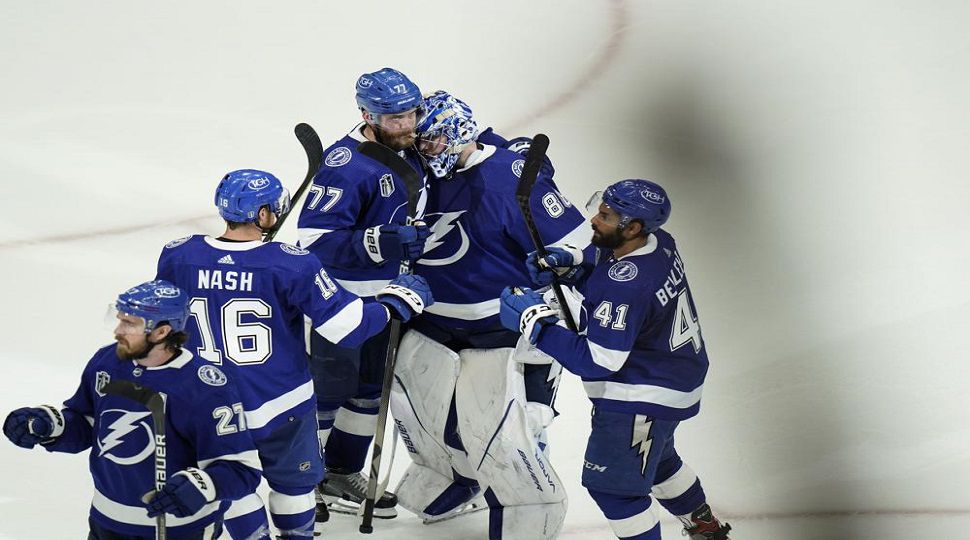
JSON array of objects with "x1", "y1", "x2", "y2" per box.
[{"x1": 198, "y1": 269, "x2": 254, "y2": 291}]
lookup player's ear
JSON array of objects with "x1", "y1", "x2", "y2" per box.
[{"x1": 151, "y1": 323, "x2": 172, "y2": 342}]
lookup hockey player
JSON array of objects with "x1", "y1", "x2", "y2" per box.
[
  {"x1": 156, "y1": 169, "x2": 432, "y2": 538},
  {"x1": 388, "y1": 90, "x2": 590, "y2": 539},
  {"x1": 3, "y1": 280, "x2": 262, "y2": 539},
  {"x1": 499, "y1": 179, "x2": 732, "y2": 539},
  {"x1": 295, "y1": 67, "x2": 430, "y2": 520}
]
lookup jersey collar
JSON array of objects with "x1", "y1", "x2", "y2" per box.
[
  {"x1": 617, "y1": 233, "x2": 658, "y2": 259},
  {"x1": 204, "y1": 236, "x2": 263, "y2": 251},
  {"x1": 457, "y1": 144, "x2": 496, "y2": 172},
  {"x1": 138, "y1": 349, "x2": 193, "y2": 371}
]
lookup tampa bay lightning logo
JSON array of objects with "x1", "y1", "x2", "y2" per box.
[
  {"x1": 97, "y1": 409, "x2": 155, "y2": 466},
  {"x1": 325, "y1": 147, "x2": 352, "y2": 167},
  {"x1": 198, "y1": 365, "x2": 227, "y2": 387},
  {"x1": 154, "y1": 286, "x2": 180, "y2": 298},
  {"x1": 511, "y1": 159, "x2": 525, "y2": 178},
  {"x1": 280, "y1": 243, "x2": 309, "y2": 256},
  {"x1": 608, "y1": 261, "x2": 638, "y2": 282},
  {"x1": 416, "y1": 211, "x2": 470, "y2": 267},
  {"x1": 165, "y1": 236, "x2": 190, "y2": 249}
]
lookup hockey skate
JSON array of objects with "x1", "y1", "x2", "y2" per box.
[
  {"x1": 681, "y1": 503, "x2": 731, "y2": 540},
  {"x1": 317, "y1": 470, "x2": 398, "y2": 519}
]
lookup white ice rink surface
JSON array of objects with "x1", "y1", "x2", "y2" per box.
[{"x1": 2, "y1": 1, "x2": 970, "y2": 539}]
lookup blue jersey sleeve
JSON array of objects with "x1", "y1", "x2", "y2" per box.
[
  {"x1": 536, "y1": 280, "x2": 653, "y2": 379},
  {"x1": 506, "y1": 173, "x2": 588, "y2": 254},
  {"x1": 287, "y1": 257, "x2": 390, "y2": 348},
  {"x1": 297, "y1": 165, "x2": 378, "y2": 270},
  {"x1": 173, "y1": 385, "x2": 261, "y2": 502},
  {"x1": 42, "y1": 354, "x2": 101, "y2": 454}
]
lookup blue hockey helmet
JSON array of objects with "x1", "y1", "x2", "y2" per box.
[
  {"x1": 214, "y1": 169, "x2": 290, "y2": 223},
  {"x1": 416, "y1": 90, "x2": 479, "y2": 179},
  {"x1": 115, "y1": 280, "x2": 189, "y2": 333},
  {"x1": 355, "y1": 67, "x2": 423, "y2": 117},
  {"x1": 600, "y1": 179, "x2": 672, "y2": 233}
]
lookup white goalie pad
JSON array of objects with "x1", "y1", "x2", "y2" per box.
[
  {"x1": 391, "y1": 330, "x2": 478, "y2": 517},
  {"x1": 454, "y1": 347, "x2": 567, "y2": 539}
]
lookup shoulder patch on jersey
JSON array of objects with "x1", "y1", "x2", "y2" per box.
[
  {"x1": 379, "y1": 173, "x2": 395, "y2": 197},
  {"x1": 95, "y1": 371, "x2": 111, "y2": 397},
  {"x1": 325, "y1": 146, "x2": 352, "y2": 167},
  {"x1": 511, "y1": 159, "x2": 525, "y2": 178},
  {"x1": 608, "y1": 260, "x2": 639, "y2": 282},
  {"x1": 165, "y1": 236, "x2": 191, "y2": 249},
  {"x1": 197, "y1": 365, "x2": 227, "y2": 387},
  {"x1": 280, "y1": 243, "x2": 309, "y2": 256}
]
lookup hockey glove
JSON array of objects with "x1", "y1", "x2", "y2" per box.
[
  {"x1": 3, "y1": 405, "x2": 65, "y2": 449},
  {"x1": 377, "y1": 274, "x2": 434, "y2": 322},
  {"x1": 360, "y1": 221, "x2": 430, "y2": 265},
  {"x1": 500, "y1": 286, "x2": 559, "y2": 345},
  {"x1": 526, "y1": 244, "x2": 585, "y2": 287},
  {"x1": 145, "y1": 468, "x2": 216, "y2": 518}
]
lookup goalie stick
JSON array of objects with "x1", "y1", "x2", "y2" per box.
[
  {"x1": 355, "y1": 141, "x2": 423, "y2": 534},
  {"x1": 102, "y1": 379, "x2": 168, "y2": 540},
  {"x1": 514, "y1": 134, "x2": 578, "y2": 333},
  {"x1": 264, "y1": 122, "x2": 324, "y2": 242}
]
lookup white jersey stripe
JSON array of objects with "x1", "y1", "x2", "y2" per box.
[
  {"x1": 587, "y1": 340, "x2": 630, "y2": 372},
  {"x1": 314, "y1": 298, "x2": 365, "y2": 343},
  {"x1": 296, "y1": 227, "x2": 334, "y2": 249},
  {"x1": 93, "y1": 488, "x2": 221, "y2": 527},
  {"x1": 197, "y1": 450, "x2": 263, "y2": 472},
  {"x1": 583, "y1": 380, "x2": 704, "y2": 410},
  {"x1": 425, "y1": 298, "x2": 500, "y2": 320},
  {"x1": 334, "y1": 278, "x2": 391, "y2": 298},
  {"x1": 244, "y1": 380, "x2": 314, "y2": 430}
]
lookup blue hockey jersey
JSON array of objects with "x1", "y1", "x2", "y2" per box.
[
  {"x1": 155, "y1": 235, "x2": 391, "y2": 438},
  {"x1": 536, "y1": 229, "x2": 710, "y2": 420},
  {"x1": 416, "y1": 145, "x2": 587, "y2": 330},
  {"x1": 296, "y1": 124, "x2": 426, "y2": 298},
  {"x1": 43, "y1": 345, "x2": 261, "y2": 537}
]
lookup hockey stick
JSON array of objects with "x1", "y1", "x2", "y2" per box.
[
  {"x1": 102, "y1": 379, "x2": 168, "y2": 540},
  {"x1": 264, "y1": 122, "x2": 324, "y2": 242},
  {"x1": 355, "y1": 141, "x2": 423, "y2": 534},
  {"x1": 514, "y1": 134, "x2": 578, "y2": 333}
]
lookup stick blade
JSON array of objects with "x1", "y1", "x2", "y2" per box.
[{"x1": 515, "y1": 133, "x2": 550, "y2": 199}]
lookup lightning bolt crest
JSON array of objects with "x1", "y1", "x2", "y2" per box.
[
  {"x1": 423, "y1": 211, "x2": 466, "y2": 254},
  {"x1": 98, "y1": 410, "x2": 152, "y2": 456},
  {"x1": 631, "y1": 415, "x2": 653, "y2": 475}
]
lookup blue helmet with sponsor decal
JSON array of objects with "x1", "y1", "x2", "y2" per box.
[
  {"x1": 416, "y1": 90, "x2": 479, "y2": 179},
  {"x1": 356, "y1": 67, "x2": 423, "y2": 117},
  {"x1": 116, "y1": 280, "x2": 189, "y2": 333},
  {"x1": 602, "y1": 179, "x2": 671, "y2": 233},
  {"x1": 214, "y1": 169, "x2": 290, "y2": 223}
]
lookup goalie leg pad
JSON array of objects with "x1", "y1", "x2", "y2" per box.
[
  {"x1": 392, "y1": 330, "x2": 479, "y2": 516},
  {"x1": 454, "y1": 347, "x2": 567, "y2": 539}
]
